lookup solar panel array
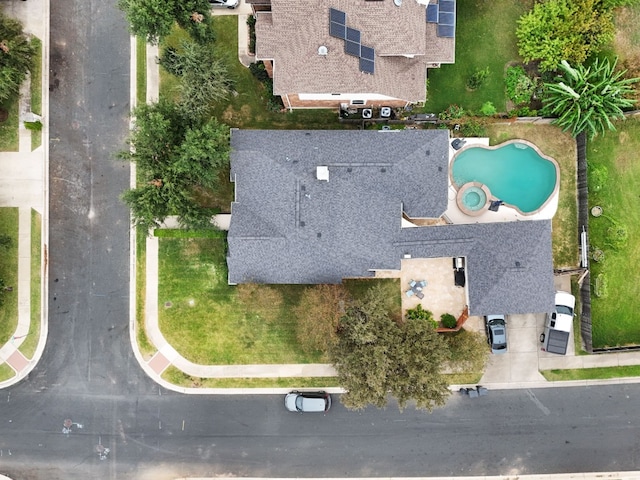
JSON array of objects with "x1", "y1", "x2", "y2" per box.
[
  {"x1": 329, "y1": 8, "x2": 375, "y2": 74},
  {"x1": 425, "y1": 0, "x2": 456, "y2": 38}
]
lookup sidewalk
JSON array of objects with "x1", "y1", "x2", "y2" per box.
[{"x1": 0, "y1": 0, "x2": 49, "y2": 389}]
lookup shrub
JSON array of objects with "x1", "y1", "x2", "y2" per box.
[
  {"x1": 505, "y1": 66, "x2": 536, "y2": 105},
  {"x1": 591, "y1": 247, "x2": 604, "y2": 263},
  {"x1": 460, "y1": 119, "x2": 486, "y2": 137},
  {"x1": 466, "y1": 67, "x2": 490, "y2": 90},
  {"x1": 588, "y1": 163, "x2": 608, "y2": 192},
  {"x1": 444, "y1": 329, "x2": 488, "y2": 373},
  {"x1": 247, "y1": 15, "x2": 256, "y2": 54},
  {"x1": 480, "y1": 101, "x2": 497, "y2": 116},
  {"x1": 249, "y1": 61, "x2": 269, "y2": 82},
  {"x1": 406, "y1": 303, "x2": 433, "y2": 321},
  {"x1": 440, "y1": 313, "x2": 457, "y2": 329},
  {"x1": 439, "y1": 104, "x2": 465, "y2": 121},
  {"x1": 510, "y1": 106, "x2": 538, "y2": 117}
]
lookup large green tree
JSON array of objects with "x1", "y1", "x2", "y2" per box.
[
  {"x1": 118, "y1": 0, "x2": 214, "y2": 44},
  {"x1": 160, "y1": 41, "x2": 232, "y2": 119},
  {"x1": 330, "y1": 285, "x2": 450, "y2": 411},
  {"x1": 0, "y1": 9, "x2": 35, "y2": 102},
  {"x1": 542, "y1": 59, "x2": 638, "y2": 139},
  {"x1": 120, "y1": 100, "x2": 230, "y2": 230},
  {"x1": 516, "y1": 0, "x2": 614, "y2": 72}
]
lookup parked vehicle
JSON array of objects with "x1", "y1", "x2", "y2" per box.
[
  {"x1": 284, "y1": 391, "x2": 331, "y2": 413},
  {"x1": 210, "y1": 0, "x2": 239, "y2": 8},
  {"x1": 484, "y1": 315, "x2": 507, "y2": 354},
  {"x1": 541, "y1": 291, "x2": 575, "y2": 355}
]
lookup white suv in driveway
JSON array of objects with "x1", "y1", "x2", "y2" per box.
[{"x1": 210, "y1": 0, "x2": 239, "y2": 8}]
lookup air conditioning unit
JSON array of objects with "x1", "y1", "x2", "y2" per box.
[{"x1": 362, "y1": 108, "x2": 373, "y2": 119}]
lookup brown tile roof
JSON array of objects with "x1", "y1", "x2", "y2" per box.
[{"x1": 255, "y1": 0, "x2": 455, "y2": 103}]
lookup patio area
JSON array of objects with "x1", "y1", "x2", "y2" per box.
[{"x1": 377, "y1": 257, "x2": 468, "y2": 325}]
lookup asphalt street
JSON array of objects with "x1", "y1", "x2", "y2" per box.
[{"x1": 2, "y1": 1, "x2": 640, "y2": 479}]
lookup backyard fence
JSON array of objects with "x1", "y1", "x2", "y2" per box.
[{"x1": 576, "y1": 132, "x2": 593, "y2": 353}]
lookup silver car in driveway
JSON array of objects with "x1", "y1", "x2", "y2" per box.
[
  {"x1": 284, "y1": 391, "x2": 332, "y2": 413},
  {"x1": 484, "y1": 314, "x2": 507, "y2": 354},
  {"x1": 210, "y1": 0, "x2": 239, "y2": 8}
]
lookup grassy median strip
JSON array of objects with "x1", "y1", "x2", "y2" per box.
[
  {"x1": 19, "y1": 209, "x2": 41, "y2": 360},
  {"x1": 30, "y1": 37, "x2": 42, "y2": 151},
  {"x1": 541, "y1": 365, "x2": 640, "y2": 381},
  {"x1": 0, "y1": 208, "x2": 19, "y2": 345},
  {"x1": 136, "y1": 36, "x2": 146, "y2": 105}
]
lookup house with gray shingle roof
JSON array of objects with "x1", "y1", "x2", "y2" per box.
[
  {"x1": 227, "y1": 129, "x2": 555, "y2": 316},
  {"x1": 249, "y1": 0, "x2": 456, "y2": 110}
]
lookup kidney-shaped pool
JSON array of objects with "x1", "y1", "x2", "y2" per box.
[{"x1": 451, "y1": 139, "x2": 559, "y2": 215}]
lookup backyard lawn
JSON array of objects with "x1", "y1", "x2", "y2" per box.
[
  {"x1": 484, "y1": 123, "x2": 579, "y2": 268},
  {"x1": 587, "y1": 117, "x2": 640, "y2": 347},
  {"x1": 422, "y1": 0, "x2": 532, "y2": 115}
]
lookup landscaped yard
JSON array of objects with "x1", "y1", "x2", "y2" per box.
[
  {"x1": 157, "y1": 231, "x2": 401, "y2": 365},
  {"x1": 0, "y1": 208, "x2": 19, "y2": 346},
  {"x1": 484, "y1": 122, "x2": 579, "y2": 268},
  {"x1": 587, "y1": 117, "x2": 640, "y2": 347},
  {"x1": 422, "y1": 0, "x2": 532, "y2": 115}
]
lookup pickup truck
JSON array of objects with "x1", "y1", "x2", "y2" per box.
[{"x1": 541, "y1": 291, "x2": 575, "y2": 355}]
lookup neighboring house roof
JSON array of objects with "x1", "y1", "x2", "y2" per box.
[
  {"x1": 255, "y1": 0, "x2": 455, "y2": 102},
  {"x1": 228, "y1": 130, "x2": 555, "y2": 316}
]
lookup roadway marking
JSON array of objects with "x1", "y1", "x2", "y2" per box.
[{"x1": 526, "y1": 389, "x2": 550, "y2": 415}]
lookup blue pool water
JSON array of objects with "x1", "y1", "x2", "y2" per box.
[
  {"x1": 461, "y1": 186, "x2": 487, "y2": 211},
  {"x1": 452, "y1": 142, "x2": 557, "y2": 213}
]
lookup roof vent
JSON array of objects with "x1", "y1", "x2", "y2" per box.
[
  {"x1": 317, "y1": 166, "x2": 329, "y2": 181},
  {"x1": 394, "y1": 0, "x2": 402, "y2": 5},
  {"x1": 318, "y1": 45, "x2": 328, "y2": 56}
]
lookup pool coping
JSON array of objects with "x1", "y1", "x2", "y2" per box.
[{"x1": 449, "y1": 139, "x2": 561, "y2": 217}]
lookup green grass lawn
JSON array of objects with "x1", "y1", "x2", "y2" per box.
[
  {"x1": 0, "y1": 208, "x2": 19, "y2": 346},
  {"x1": 160, "y1": 18, "x2": 342, "y2": 130},
  {"x1": 19, "y1": 210, "x2": 41, "y2": 360},
  {"x1": 0, "y1": 95, "x2": 20, "y2": 152},
  {"x1": 157, "y1": 232, "x2": 401, "y2": 365},
  {"x1": 0, "y1": 362, "x2": 14, "y2": 382},
  {"x1": 484, "y1": 123, "x2": 579, "y2": 268},
  {"x1": 542, "y1": 364, "x2": 640, "y2": 381},
  {"x1": 30, "y1": 37, "x2": 42, "y2": 151},
  {"x1": 422, "y1": 0, "x2": 531, "y2": 115},
  {"x1": 136, "y1": 36, "x2": 147, "y2": 105},
  {"x1": 587, "y1": 117, "x2": 640, "y2": 347}
]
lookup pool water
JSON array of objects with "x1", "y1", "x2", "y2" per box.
[
  {"x1": 452, "y1": 142, "x2": 557, "y2": 214},
  {"x1": 463, "y1": 187, "x2": 485, "y2": 210}
]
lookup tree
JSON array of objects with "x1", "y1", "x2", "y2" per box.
[
  {"x1": 0, "y1": 9, "x2": 35, "y2": 103},
  {"x1": 293, "y1": 284, "x2": 348, "y2": 354},
  {"x1": 118, "y1": 0, "x2": 214, "y2": 44},
  {"x1": 542, "y1": 58, "x2": 639, "y2": 138},
  {"x1": 120, "y1": 100, "x2": 230, "y2": 230},
  {"x1": 330, "y1": 285, "x2": 450, "y2": 411},
  {"x1": 516, "y1": 0, "x2": 614, "y2": 72},
  {"x1": 160, "y1": 41, "x2": 232, "y2": 119}
]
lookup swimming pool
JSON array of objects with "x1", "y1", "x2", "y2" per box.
[{"x1": 451, "y1": 140, "x2": 559, "y2": 215}]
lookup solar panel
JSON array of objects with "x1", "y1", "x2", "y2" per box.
[
  {"x1": 438, "y1": 11, "x2": 455, "y2": 25},
  {"x1": 346, "y1": 27, "x2": 361, "y2": 43},
  {"x1": 360, "y1": 58, "x2": 375, "y2": 74},
  {"x1": 439, "y1": 0, "x2": 455, "y2": 12},
  {"x1": 360, "y1": 45, "x2": 375, "y2": 61},
  {"x1": 437, "y1": 24, "x2": 455, "y2": 37},
  {"x1": 345, "y1": 40, "x2": 361, "y2": 57},
  {"x1": 426, "y1": 4, "x2": 439, "y2": 22},
  {"x1": 330, "y1": 21, "x2": 346, "y2": 39},
  {"x1": 329, "y1": 8, "x2": 346, "y2": 25}
]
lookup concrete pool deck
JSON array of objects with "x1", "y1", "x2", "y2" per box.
[{"x1": 443, "y1": 137, "x2": 559, "y2": 225}]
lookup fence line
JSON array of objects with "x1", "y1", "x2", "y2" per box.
[{"x1": 576, "y1": 132, "x2": 593, "y2": 353}]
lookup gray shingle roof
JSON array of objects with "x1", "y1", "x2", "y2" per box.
[
  {"x1": 255, "y1": 0, "x2": 455, "y2": 102},
  {"x1": 228, "y1": 129, "x2": 555, "y2": 316}
]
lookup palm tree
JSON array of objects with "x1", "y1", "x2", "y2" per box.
[{"x1": 542, "y1": 58, "x2": 639, "y2": 139}]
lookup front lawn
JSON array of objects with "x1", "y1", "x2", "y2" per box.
[
  {"x1": 158, "y1": 232, "x2": 401, "y2": 365},
  {"x1": 422, "y1": 0, "x2": 532, "y2": 114},
  {"x1": 587, "y1": 117, "x2": 640, "y2": 347},
  {"x1": 484, "y1": 123, "x2": 579, "y2": 268},
  {"x1": 160, "y1": 18, "x2": 341, "y2": 130},
  {"x1": 0, "y1": 208, "x2": 19, "y2": 345}
]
